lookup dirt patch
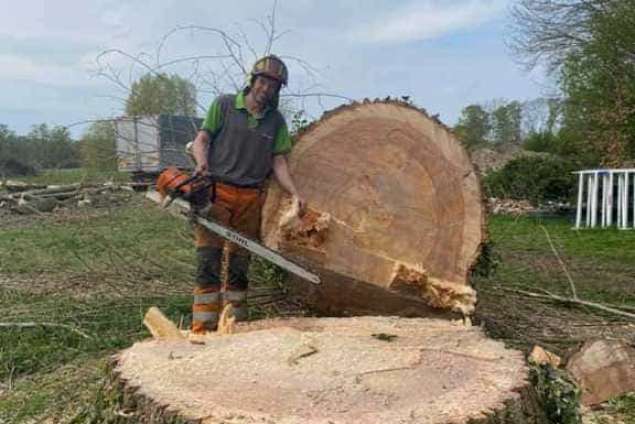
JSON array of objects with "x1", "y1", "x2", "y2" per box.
[
  {"x1": 502, "y1": 251, "x2": 635, "y2": 301},
  {"x1": 475, "y1": 283, "x2": 635, "y2": 360}
]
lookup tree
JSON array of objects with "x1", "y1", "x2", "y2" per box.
[
  {"x1": 0, "y1": 125, "x2": 29, "y2": 177},
  {"x1": 26, "y1": 124, "x2": 80, "y2": 170},
  {"x1": 79, "y1": 121, "x2": 117, "y2": 171},
  {"x1": 0, "y1": 124, "x2": 79, "y2": 176},
  {"x1": 454, "y1": 105, "x2": 490, "y2": 150},
  {"x1": 509, "y1": 0, "x2": 635, "y2": 164},
  {"x1": 520, "y1": 98, "x2": 562, "y2": 136},
  {"x1": 491, "y1": 101, "x2": 522, "y2": 146},
  {"x1": 558, "y1": 1, "x2": 635, "y2": 164},
  {"x1": 509, "y1": 0, "x2": 606, "y2": 72},
  {"x1": 125, "y1": 73, "x2": 197, "y2": 117}
]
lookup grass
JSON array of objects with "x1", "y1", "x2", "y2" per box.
[
  {"x1": 0, "y1": 170, "x2": 290, "y2": 422},
  {"x1": 0, "y1": 170, "x2": 633, "y2": 422},
  {"x1": 10, "y1": 168, "x2": 131, "y2": 186},
  {"x1": 0, "y1": 196, "x2": 194, "y2": 278},
  {"x1": 481, "y1": 215, "x2": 635, "y2": 306},
  {"x1": 476, "y1": 215, "x2": 635, "y2": 423},
  {"x1": 0, "y1": 289, "x2": 191, "y2": 381}
]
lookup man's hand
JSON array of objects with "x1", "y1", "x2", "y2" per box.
[
  {"x1": 293, "y1": 194, "x2": 307, "y2": 217},
  {"x1": 273, "y1": 155, "x2": 305, "y2": 214},
  {"x1": 195, "y1": 161, "x2": 209, "y2": 176}
]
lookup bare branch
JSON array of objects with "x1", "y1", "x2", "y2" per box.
[
  {"x1": 539, "y1": 225, "x2": 578, "y2": 300},
  {"x1": 265, "y1": 0, "x2": 279, "y2": 55},
  {"x1": 499, "y1": 287, "x2": 635, "y2": 320}
]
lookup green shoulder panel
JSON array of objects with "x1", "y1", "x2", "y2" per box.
[
  {"x1": 201, "y1": 97, "x2": 224, "y2": 136},
  {"x1": 273, "y1": 122, "x2": 292, "y2": 155}
]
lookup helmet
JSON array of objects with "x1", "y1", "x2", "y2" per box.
[{"x1": 250, "y1": 55, "x2": 288, "y2": 86}]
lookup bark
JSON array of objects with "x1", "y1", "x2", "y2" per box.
[{"x1": 566, "y1": 339, "x2": 635, "y2": 406}]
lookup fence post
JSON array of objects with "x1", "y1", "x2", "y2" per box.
[
  {"x1": 576, "y1": 172, "x2": 583, "y2": 229},
  {"x1": 591, "y1": 172, "x2": 599, "y2": 228},
  {"x1": 608, "y1": 172, "x2": 614, "y2": 227}
]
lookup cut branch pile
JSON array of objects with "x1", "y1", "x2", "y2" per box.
[
  {"x1": 0, "y1": 182, "x2": 135, "y2": 215},
  {"x1": 487, "y1": 198, "x2": 571, "y2": 216}
]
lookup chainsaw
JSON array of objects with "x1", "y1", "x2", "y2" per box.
[{"x1": 154, "y1": 167, "x2": 320, "y2": 285}]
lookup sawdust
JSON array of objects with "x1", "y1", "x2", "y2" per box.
[
  {"x1": 217, "y1": 304, "x2": 236, "y2": 335},
  {"x1": 280, "y1": 209, "x2": 330, "y2": 249},
  {"x1": 389, "y1": 263, "x2": 477, "y2": 315},
  {"x1": 271, "y1": 197, "x2": 331, "y2": 252}
]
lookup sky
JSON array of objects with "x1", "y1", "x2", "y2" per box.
[{"x1": 0, "y1": 0, "x2": 551, "y2": 138}]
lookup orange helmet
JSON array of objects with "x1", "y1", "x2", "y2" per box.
[{"x1": 251, "y1": 55, "x2": 288, "y2": 86}]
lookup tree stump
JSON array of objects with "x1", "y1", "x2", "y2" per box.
[
  {"x1": 113, "y1": 317, "x2": 546, "y2": 424},
  {"x1": 262, "y1": 100, "x2": 485, "y2": 318}
]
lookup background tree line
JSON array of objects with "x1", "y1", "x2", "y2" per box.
[
  {"x1": 454, "y1": 98, "x2": 560, "y2": 152},
  {"x1": 0, "y1": 124, "x2": 80, "y2": 177},
  {"x1": 3, "y1": 0, "x2": 633, "y2": 178},
  {"x1": 0, "y1": 73, "x2": 198, "y2": 178},
  {"x1": 455, "y1": 0, "x2": 635, "y2": 204},
  {"x1": 458, "y1": 0, "x2": 634, "y2": 166}
]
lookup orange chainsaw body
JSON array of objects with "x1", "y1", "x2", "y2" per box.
[{"x1": 156, "y1": 166, "x2": 198, "y2": 198}]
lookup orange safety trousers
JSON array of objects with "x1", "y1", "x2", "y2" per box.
[{"x1": 191, "y1": 182, "x2": 264, "y2": 334}]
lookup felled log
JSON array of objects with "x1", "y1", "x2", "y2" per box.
[
  {"x1": 1, "y1": 183, "x2": 132, "y2": 214},
  {"x1": 0, "y1": 180, "x2": 47, "y2": 192},
  {"x1": 262, "y1": 100, "x2": 485, "y2": 318},
  {"x1": 566, "y1": 339, "x2": 635, "y2": 406},
  {"x1": 112, "y1": 317, "x2": 547, "y2": 424},
  {"x1": 12, "y1": 197, "x2": 58, "y2": 214}
]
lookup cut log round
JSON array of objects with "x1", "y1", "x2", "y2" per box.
[
  {"x1": 113, "y1": 317, "x2": 545, "y2": 424},
  {"x1": 262, "y1": 100, "x2": 485, "y2": 317}
]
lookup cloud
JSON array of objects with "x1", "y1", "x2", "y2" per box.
[
  {"x1": 0, "y1": 0, "x2": 544, "y2": 138},
  {"x1": 350, "y1": 0, "x2": 507, "y2": 43},
  {"x1": 0, "y1": 53, "x2": 101, "y2": 87}
]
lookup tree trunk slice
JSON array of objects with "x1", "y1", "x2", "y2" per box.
[
  {"x1": 112, "y1": 317, "x2": 546, "y2": 424},
  {"x1": 262, "y1": 100, "x2": 485, "y2": 317}
]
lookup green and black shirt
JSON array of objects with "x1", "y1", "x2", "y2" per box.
[{"x1": 201, "y1": 91, "x2": 292, "y2": 187}]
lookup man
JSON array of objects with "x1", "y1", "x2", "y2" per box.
[{"x1": 189, "y1": 55, "x2": 304, "y2": 334}]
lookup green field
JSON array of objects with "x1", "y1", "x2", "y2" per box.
[
  {"x1": 9, "y1": 169, "x2": 131, "y2": 186},
  {"x1": 1, "y1": 183, "x2": 634, "y2": 422}
]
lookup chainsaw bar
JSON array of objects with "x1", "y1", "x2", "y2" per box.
[{"x1": 146, "y1": 191, "x2": 321, "y2": 285}]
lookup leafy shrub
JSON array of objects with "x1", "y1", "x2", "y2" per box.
[
  {"x1": 470, "y1": 240, "x2": 500, "y2": 278},
  {"x1": 524, "y1": 131, "x2": 558, "y2": 153},
  {"x1": 483, "y1": 156, "x2": 578, "y2": 205},
  {"x1": 0, "y1": 157, "x2": 37, "y2": 177},
  {"x1": 529, "y1": 364, "x2": 581, "y2": 424}
]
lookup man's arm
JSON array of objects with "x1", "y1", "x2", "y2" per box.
[
  {"x1": 192, "y1": 130, "x2": 211, "y2": 175},
  {"x1": 194, "y1": 96, "x2": 225, "y2": 175},
  {"x1": 272, "y1": 155, "x2": 306, "y2": 211}
]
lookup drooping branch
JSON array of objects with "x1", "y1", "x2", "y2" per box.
[
  {"x1": 508, "y1": 0, "x2": 600, "y2": 71},
  {"x1": 499, "y1": 286, "x2": 635, "y2": 320}
]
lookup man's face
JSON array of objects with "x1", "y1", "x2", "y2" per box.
[{"x1": 251, "y1": 75, "x2": 281, "y2": 106}]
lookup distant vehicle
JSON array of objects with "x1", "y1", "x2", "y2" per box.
[{"x1": 114, "y1": 115, "x2": 202, "y2": 183}]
